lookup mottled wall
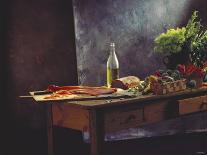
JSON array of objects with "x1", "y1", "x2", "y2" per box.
[
  {"x1": 72, "y1": 0, "x2": 207, "y2": 138},
  {"x1": 0, "y1": 0, "x2": 77, "y2": 154},
  {"x1": 73, "y1": 0, "x2": 193, "y2": 85}
]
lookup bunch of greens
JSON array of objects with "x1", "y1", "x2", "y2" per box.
[
  {"x1": 154, "y1": 11, "x2": 207, "y2": 67},
  {"x1": 185, "y1": 11, "x2": 207, "y2": 67},
  {"x1": 154, "y1": 28, "x2": 186, "y2": 54}
]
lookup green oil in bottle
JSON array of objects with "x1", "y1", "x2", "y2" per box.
[{"x1": 107, "y1": 68, "x2": 119, "y2": 87}]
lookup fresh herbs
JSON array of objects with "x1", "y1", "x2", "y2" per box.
[
  {"x1": 185, "y1": 11, "x2": 207, "y2": 67},
  {"x1": 154, "y1": 11, "x2": 207, "y2": 67},
  {"x1": 154, "y1": 28, "x2": 186, "y2": 54}
]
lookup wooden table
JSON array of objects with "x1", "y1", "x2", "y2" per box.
[{"x1": 41, "y1": 88, "x2": 207, "y2": 155}]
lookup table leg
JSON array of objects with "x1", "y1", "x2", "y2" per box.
[
  {"x1": 45, "y1": 103, "x2": 53, "y2": 155},
  {"x1": 89, "y1": 109, "x2": 105, "y2": 155}
]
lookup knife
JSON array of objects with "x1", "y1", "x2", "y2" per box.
[{"x1": 33, "y1": 90, "x2": 53, "y2": 95}]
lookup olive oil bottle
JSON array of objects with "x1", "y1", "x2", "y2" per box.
[{"x1": 107, "y1": 43, "x2": 119, "y2": 87}]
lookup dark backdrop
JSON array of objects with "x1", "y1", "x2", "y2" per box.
[{"x1": 0, "y1": 0, "x2": 77, "y2": 155}]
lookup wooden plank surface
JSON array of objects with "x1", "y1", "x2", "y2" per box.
[
  {"x1": 34, "y1": 87, "x2": 207, "y2": 110},
  {"x1": 104, "y1": 106, "x2": 143, "y2": 133},
  {"x1": 30, "y1": 92, "x2": 132, "y2": 102},
  {"x1": 52, "y1": 104, "x2": 89, "y2": 131},
  {"x1": 179, "y1": 95, "x2": 207, "y2": 115},
  {"x1": 52, "y1": 100, "x2": 178, "y2": 133},
  {"x1": 143, "y1": 100, "x2": 174, "y2": 124},
  {"x1": 104, "y1": 99, "x2": 178, "y2": 133},
  {"x1": 62, "y1": 87, "x2": 207, "y2": 109}
]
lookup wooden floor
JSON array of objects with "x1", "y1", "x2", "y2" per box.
[{"x1": 4, "y1": 127, "x2": 207, "y2": 155}]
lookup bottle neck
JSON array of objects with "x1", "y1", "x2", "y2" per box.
[
  {"x1": 110, "y1": 45, "x2": 116, "y2": 56},
  {"x1": 108, "y1": 43, "x2": 119, "y2": 69}
]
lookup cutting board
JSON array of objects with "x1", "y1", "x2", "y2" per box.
[{"x1": 29, "y1": 89, "x2": 135, "y2": 102}]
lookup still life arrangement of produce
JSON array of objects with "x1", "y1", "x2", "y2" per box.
[
  {"x1": 110, "y1": 10, "x2": 207, "y2": 96},
  {"x1": 33, "y1": 64, "x2": 206, "y2": 101},
  {"x1": 113, "y1": 66, "x2": 205, "y2": 96},
  {"x1": 30, "y1": 11, "x2": 207, "y2": 101}
]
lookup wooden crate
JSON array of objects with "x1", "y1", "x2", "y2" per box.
[{"x1": 151, "y1": 79, "x2": 186, "y2": 95}]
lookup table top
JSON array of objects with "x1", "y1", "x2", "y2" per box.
[{"x1": 35, "y1": 87, "x2": 207, "y2": 109}]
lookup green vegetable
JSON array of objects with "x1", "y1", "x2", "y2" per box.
[
  {"x1": 128, "y1": 87, "x2": 139, "y2": 95},
  {"x1": 154, "y1": 11, "x2": 207, "y2": 67},
  {"x1": 154, "y1": 28, "x2": 186, "y2": 54},
  {"x1": 171, "y1": 72, "x2": 180, "y2": 80},
  {"x1": 185, "y1": 11, "x2": 207, "y2": 67}
]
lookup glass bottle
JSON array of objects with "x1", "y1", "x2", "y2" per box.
[{"x1": 107, "y1": 42, "x2": 119, "y2": 87}]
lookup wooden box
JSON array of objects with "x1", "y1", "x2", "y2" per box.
[{"x1": 151, "y1": 79, "x2": 186, "y2": 95}]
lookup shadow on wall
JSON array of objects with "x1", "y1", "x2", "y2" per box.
[
  {"x1": 73, "y1": 0, "x2": 207, "y2": 86},
  {"x1": 1, "y1": 0, "x2": 78, "y2": 155},
  {"x1": 4, "y1": 0, "x2": 78, "y2": 126},
  {"x1": 0, "y1": 0, "x2": 13, "y2": 155}
]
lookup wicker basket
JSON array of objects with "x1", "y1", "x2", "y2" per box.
[{"x1": 150, "y1": 79, "x2": 187, "y2": 95}]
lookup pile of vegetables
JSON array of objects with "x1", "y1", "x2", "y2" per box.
[
  {"x1": 128, "y1": 11, "x2": 207, "y2": 95},
  {"x1": 128, "y1": 69, "x2": 182, "y2": 95},
  {"x1": 128, "y1": 64, "x2": 205, "y2": 95},
  {"x1": 154, "y1": 11, "x2": 207, "y2": 68}
]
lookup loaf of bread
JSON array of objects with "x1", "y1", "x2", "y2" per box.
[{"x1": 111, "y1": 76, "x2": 140, "y2": 90}]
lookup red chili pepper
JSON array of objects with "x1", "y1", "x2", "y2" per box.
[
  {"x1": 154, "y1": 70, "x2": 161, "y2": 77},
  {"x1": 177, "y1": 64, "x2": 205, "y2": 78},
  {"x1": 177, "y1": 64, "x2": 186, "y2": 77}
]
